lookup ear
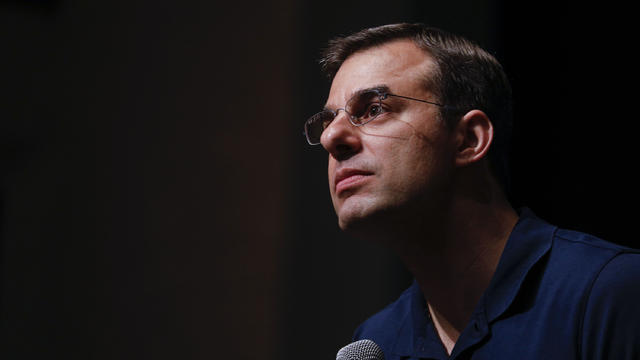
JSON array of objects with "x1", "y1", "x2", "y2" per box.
[{"x1": 454, "y1": 109, "x2": 494, "y2": 167}]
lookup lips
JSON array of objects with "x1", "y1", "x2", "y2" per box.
[{"x1": 334, "y1": 168, "x2": 373, "y2": 195}]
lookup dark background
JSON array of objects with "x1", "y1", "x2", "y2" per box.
[{"x1": 1, "y1": 1, "x2": 635, "y2": 359}]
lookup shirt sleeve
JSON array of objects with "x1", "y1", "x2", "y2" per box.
[{"x1": 580, "y1": 252, "x2": 640, "y2": 360}]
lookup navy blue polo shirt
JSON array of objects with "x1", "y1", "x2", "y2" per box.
[{"x1": 353, "y1": 209, "x2": 640, "y2": 359}]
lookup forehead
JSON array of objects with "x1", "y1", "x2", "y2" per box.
[{"x1": 327, "y1": 39, "x2": 435, "y2": 107}]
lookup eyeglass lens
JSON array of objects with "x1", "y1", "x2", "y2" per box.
[{"x1": 305, "y1": 90, "x2": 383, "y2": 144}]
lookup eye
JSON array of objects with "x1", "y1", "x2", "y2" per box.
[
  {"x1": 357, "y1": 102, "x2": 385, "y2": 124},
  {"x1": 366, "y1": 103, "x2": 384, "y2": 118},
  {"x1": 345, "y1": 90, "x2": 386, "y2": 125}
]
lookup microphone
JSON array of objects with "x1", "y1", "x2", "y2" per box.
[{"x1": 336, "y1": 339, "x2": 384, "y2": 360}]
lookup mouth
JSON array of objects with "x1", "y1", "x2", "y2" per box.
[{"x1": 334, "y1": 168, "x2": 373, "y2": 195}]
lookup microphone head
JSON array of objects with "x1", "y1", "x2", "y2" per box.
[{"x1": 336, "y1": 339, "x2": 384, "y2": 360}]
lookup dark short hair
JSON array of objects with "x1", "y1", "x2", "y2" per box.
[{"x1": 320, "y1": 23, "x2": 513, "y2": 194}]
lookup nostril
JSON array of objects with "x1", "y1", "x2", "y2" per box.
[
  {"x1": 334, "y1": 143, "x2": 356, "y2": 161},
  {"x1": 337, "y1": 143, "x2": 351, "y2": 151}
]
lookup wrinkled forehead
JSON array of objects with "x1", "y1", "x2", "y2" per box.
[{"x1": 326, "y1": 39, "x2": 436, "y2": 109}]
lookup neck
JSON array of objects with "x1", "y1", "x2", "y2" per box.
[{"x1": 388, "y1": 177, "x2": 519, "y2": 354}]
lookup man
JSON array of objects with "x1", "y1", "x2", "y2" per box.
[{"x1": 303, "y1": 23, "x2": 640, "y2": 359}]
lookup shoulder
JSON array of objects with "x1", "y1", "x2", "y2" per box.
[
  {"x1": 550, "y1": 228, "x2": 640, "y2": 310},
  {"x1": 525, "y1": 226, "x2": 637, "y2": 296},
  {"x1": 548, "y1": 228, "x2": 636, "y2": 274},
  {"x1": 587, "y1": 251, "x2": 640, "y2": 298},
  {"x1": 553, "y1": 228, "x2": 631, "y2": 253},
  {"x1": 579, "y1": 251, "x2": 640, "y2": 359}
]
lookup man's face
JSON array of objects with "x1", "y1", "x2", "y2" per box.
[{"x1": 321, "y1": 40, "x2": 457, "y2": 233}]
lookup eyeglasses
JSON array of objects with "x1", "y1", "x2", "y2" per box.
[{"x1": 303, "y1": 87, "x2": 445, "y2": 145}]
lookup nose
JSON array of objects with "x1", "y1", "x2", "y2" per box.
[{"x1": 320, "y1": 111, "x2": 362, "y2": 161}]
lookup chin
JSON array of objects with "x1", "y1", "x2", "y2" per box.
[
  {"x1": 336, "y1": 204, "x2": 371, "y2": 231},
  {"x1": 335, "y1": 199, "x2": 394, "y2": 239}
]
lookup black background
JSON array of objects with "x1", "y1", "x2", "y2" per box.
[{"x1": 1, "y1": 1, "x2": 636, "y2": 359}]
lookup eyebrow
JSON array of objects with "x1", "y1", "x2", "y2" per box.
[
  {"x1": 324, "y1": 84, "x2": 391, "y2": 111},
  {"x1": 352, "y1": 84, "x2": 390, "y2": 98}
]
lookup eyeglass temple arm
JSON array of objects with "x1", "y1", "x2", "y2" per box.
[{"x1": 385, "y1": 93, "x2": 446, "y2": 108}]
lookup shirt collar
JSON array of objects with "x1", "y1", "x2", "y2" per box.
[
  {"x1": 393, "y1": 280, "x2": 447, "y2": 358},
  {"x1": 483, "y1": 207, "x2": 555, "y2": 322},
  {"x1": 390, "y1": 208, "x2": 555, "y2": 357}
]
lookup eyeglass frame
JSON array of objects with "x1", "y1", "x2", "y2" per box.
[{"x1": 303, "y1": 86, "x2": 448, "y2": 145}]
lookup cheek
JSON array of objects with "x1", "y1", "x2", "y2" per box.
[
  {"x1": 383, "y1": 134, "x2": 450, "y2": 190},
  {"x1": 327, "y1": 157, "x2": 337, "y2": 194}
]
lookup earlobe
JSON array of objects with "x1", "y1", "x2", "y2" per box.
[{"x1": 455, "y1": 110, "x2": 494, "y2": 167}]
